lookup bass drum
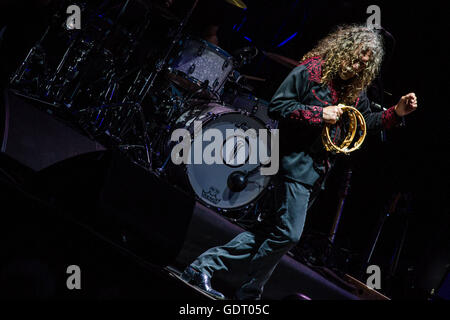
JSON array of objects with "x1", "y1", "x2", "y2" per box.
[{"x1": 166, "y1": 102, "x2": 274, "y2": 213}]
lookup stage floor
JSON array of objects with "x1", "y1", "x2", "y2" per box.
[{"x1": 172, "y1": 202, "x2": 360, "y2": 300}]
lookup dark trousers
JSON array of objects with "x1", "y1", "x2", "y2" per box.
[{"x1": 190, "y1": 177, "x2": 311, "y2": 299}]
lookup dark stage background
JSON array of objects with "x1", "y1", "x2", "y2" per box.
[{"x1": 0, "y1": 0, "x2": 449, "y2": 300}]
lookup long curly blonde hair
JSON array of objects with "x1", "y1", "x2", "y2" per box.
[{"x1": 301, "y1": 24, "x2": 384, "y2": 104}]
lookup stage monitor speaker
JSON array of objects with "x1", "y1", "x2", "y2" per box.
[
  {"x1": 1, "y1": 88, "x2": 195, "y2": 268},
  {"x1": 1, "y1": 89, "x2": 105, "y2": 171},
  {"x1": 434, "y1": 266, "x2": 450, "y2": 300},
  {"x1": 29, "y1": 149, "x2": 196, "y2": 267},
  {"x1": 0, "y1": 174, "x2": 195, "y2": 299},
  {"x1": 97, "y1": 151, "x2": 196, "y2": 266}
]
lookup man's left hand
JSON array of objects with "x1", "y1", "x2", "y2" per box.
[{"x1": 395, "y1": 92, "x2": 418, "y2": 117}]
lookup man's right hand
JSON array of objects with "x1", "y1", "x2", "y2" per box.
[{"x1": 322, "y1": 106, "x2": 344, "y2": 124}]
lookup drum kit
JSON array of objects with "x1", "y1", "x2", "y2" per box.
[{"x1": 9, "y1": 0, "x2": 280, "y2": 225}]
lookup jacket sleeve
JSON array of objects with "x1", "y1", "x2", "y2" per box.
[
  {"x1": 356, "y1": 91, "x2": 403, "y2": 133},
  {"x1": 268, "y1": 65, "x2": 324, "y2": 127}
]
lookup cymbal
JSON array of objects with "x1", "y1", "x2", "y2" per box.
[
  {"x1": 225, "y1": 0, "x2": 247, "y2": 9},
  {"x1": 263, "y1": 51, "x2": 299, "y2": 69}
]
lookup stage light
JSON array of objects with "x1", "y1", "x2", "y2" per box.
[{"x1": 277, "y1": 32, "x2": 298, "y2": 47}]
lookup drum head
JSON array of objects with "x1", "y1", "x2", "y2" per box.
[{"x1": 182, "y1": 105, "x2": 273, "y2": 210}]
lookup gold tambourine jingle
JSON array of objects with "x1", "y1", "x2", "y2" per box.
[{"x1": 321, "y1": 105, "x2": 367, "y2": 155}]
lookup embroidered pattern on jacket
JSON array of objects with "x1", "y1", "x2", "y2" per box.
[
  {"x1": 381, "y1": 106, "x2": 400, "y2": 129},
  {"x1": 312, "y1": 89, "x2": 330, "y2": 105},
  {"x1": 290, "y1": 106, "x2": 323, "y2": 125},
  {"x1": 300, "y1": 56, "x2": 323, "y2": 83},
  {"x1": 328, "y1": 82, "x2": 339, "y2": 105},
  {"x1": 301, "y1": 57, "x2": 339, "y2": 105}
]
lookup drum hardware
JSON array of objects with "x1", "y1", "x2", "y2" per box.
[
  {"x1": 362, "y1": 192, "x2": 404, "y2": 274},
  {"x1": 221, "y1": 89, "x2": 278, "y2": 130},
  {"x1": 10, "y1": 0, "x2": 152, "y2": 107},
  {"x1": 74, "y1": 98, "x2": 152, "y2": 169},
  {"x1": 45, "y1": 7, "x2": 112, "y2": 103},
  {"x1": 62, "y1": 2, "x2": 157, "y2": 168},
  {"x1": 328, "y1": 167, "x2": 352, "y2": 242},
  {"x1": 262, "y1": 51, "x2": 299, "y2": 69},
  {"x1": 119, "y1": 144, "x2": 147, "y2": 150},
  {"x1": 188, "y1": 64, "x2": 195, "y2": 74},
  {"x1": 8, "y1": 0, "x2": 274, "y2": 225},
  {"x1": 132, "y1": 0, "x2": 201, "y2": 106},
  {"x1": 8, "y1": 0, "x2": 74, "y2": 87},
  {"x1": 165, "y1": 36, "x2": 236, "y2": 99},
  {"x1": 234, "y1": 121, "x2": 250, "y2": 130},
  {"x1": 225, "y1": 72, "x2": 255, "y2": 94},
  {"x1": 233, "y1": 46, "x2": 259, "y2": 68},
  {"x1": 159, "y1": 102, "x2": 273, "y2": 214},
  {"x1": 181, "y1": 80, "x2": 217, "y2": 102},
  {"x1": 222, "y1": 180, "x2": 278, "y2": 230},
  {"x1": 9, "y1": 26, "x2": 49, "y2": 87},
  {"x1": 9, "y1": 34, "x2": 60, "y2": 105},
  {"x1": 227, "y1": 162, "x2": 270, "y2": 192},
  {"x1": 196, "y1": 43, "x2": 206, "y2": 57},
  {"x1": 241, "y1": 75, "x2": 267, "y2": 82}
]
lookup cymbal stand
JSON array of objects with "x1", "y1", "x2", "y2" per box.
[
  {"x1": 357, "y1": 191, "x2": 403, "y2": 285},
  {"x1": 113, "y1": 0, "x2": 200, "y2": 172},
  {"x1": 136, "y1": 0, "x2": 200, "y2": 105},
  {"x1": 328, "y1": 166, "x2": 353, "y2": 246},
  {"x1": 320, "y1": 164, "x2": 353, "y2": 267}
]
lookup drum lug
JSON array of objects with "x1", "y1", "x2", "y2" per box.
[
  {"x1": 222, "y1": 59, "x2": 230, "y2": 70},
  {"x1": 155, "y1": 59, "x2": 165, "y2": 72},
  {"x1": 235, "y1": 121, "x2": 249, "y2": 131},
  {"x1": 188, "y1": 64, "x2": 196, "y2": 74},
  {"x1": 238, "y1": 109, "x2": 250, "y2": 119},
  {"x1": 197, "y1": 43, "x2": 206, "y2": 56}
]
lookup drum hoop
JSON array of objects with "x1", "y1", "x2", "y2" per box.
[
  {"x1": 166, "y1": 69, "x2": 206, "y2": 89},
  {"x1": 183, "y1": 36, "x2": 235, "y2": 61},
  {"x1": 167, "y1": 68, "x2": 228, "y2": 93},
  {"x1": 193, "y1": 179, "x2": 273, "y2": 212},
  {"x1": 167, "y1": 60, "x2": 233, "y2": 94},
  {"x1": 182, "y1": 103, "x2": 272, "y2": 137}
]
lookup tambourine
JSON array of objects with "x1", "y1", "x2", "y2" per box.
[{"x1": 321, "y1": 104, "x2": 367, "y2": 155}]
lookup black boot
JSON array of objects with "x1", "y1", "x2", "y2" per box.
[{"x1": 181, "y1": 266, "x2": 225, "y2": 299}]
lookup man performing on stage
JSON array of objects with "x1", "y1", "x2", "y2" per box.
[{"x1": 180, "y1": 24, "x2": 418, "y2": 300}]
